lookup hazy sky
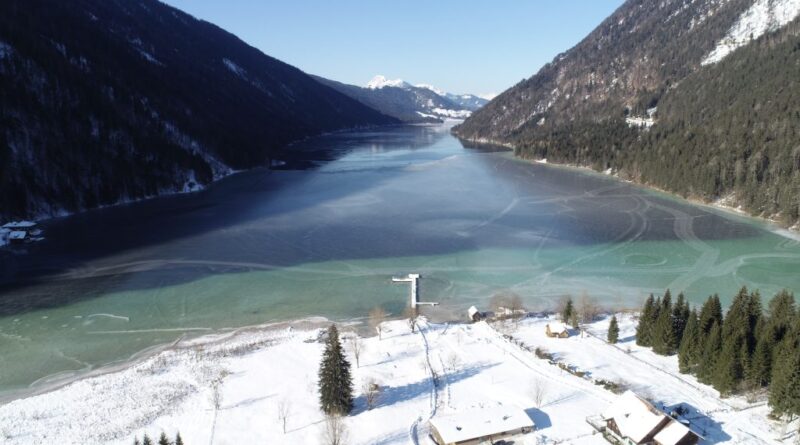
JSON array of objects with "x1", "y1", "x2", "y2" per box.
[{"x1": 162, "y1": 1, "x2": 623, "y2": 97}]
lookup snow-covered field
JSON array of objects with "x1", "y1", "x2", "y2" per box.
[{"x1": 0, "y1": 314, "x2": 793, "y2": 444}]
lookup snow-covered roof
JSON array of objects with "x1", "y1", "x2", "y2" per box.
[
  {"x1": 8, "y1": 231, "x2": 27, "y2": 240},
  {"x1": 430, "y1": 407, "x2": 534, "y2": 444},
  {"x1": 653, "y1": 420, "x2": 695, "y2": 445},
  {"x1": 2, "y1": 221, "x2": 36, "y2": 229},
  {"x1": 547, "y1": 322, "x2": 568, "y2": 334},
  {"x1": 602, "y1": 391, "x2": 666, "y2": 443}
]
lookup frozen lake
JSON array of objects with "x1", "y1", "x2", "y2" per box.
[{"x1": 0, "y1": 123, "x2": 799, "y2": 395}]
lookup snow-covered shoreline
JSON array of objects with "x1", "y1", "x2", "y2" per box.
[{"x1": 0, "y1": 313, "x2": 789, "y2": 444}]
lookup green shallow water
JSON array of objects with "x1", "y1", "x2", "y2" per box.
[{"x1": 0, "y1": 124, "x2": 798, "y2": 395}]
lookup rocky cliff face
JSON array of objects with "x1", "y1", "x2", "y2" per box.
[{"x1": 0, "y1": 0, "x2": 396, "y2": 221}]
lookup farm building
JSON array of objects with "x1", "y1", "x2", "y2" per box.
[
  {"x1": 545, "y1": 322, "x2": 570, "y2": 338},
  {"x1": 593, "y1": 391, "x2": 700, "y2": 445},
  {"x1": 429, "y1": 406, "x2": 534, "y2": 445},
  {"x1": 467, "y1": 306, "x2": 484, "y2": 322}
]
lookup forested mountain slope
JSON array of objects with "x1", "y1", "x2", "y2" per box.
[
  {"x1": 0, "y1": 0, "x2": 396, "y2": 220},
  {"x1": 456, "y1": 0, "x2": 800, "y2": 226}
]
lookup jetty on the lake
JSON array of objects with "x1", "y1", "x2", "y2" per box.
[{"x1": 392, "y1": 273, "x2": 438, "y2": 309}]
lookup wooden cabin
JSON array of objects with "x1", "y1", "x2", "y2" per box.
[{"x1": 545, "y1": 322, "x2": 570, "y2": 338}]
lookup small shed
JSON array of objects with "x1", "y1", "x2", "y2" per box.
[
  {"x1": 467, "y1": 306, "x2": 483, "y2": 322},
  {"x1": 8, "y1": 231, "x2": 28, "y2": 244},
  {"x1": 545, "y1": 322, "x2": 570, "y2": 338},
  {"x1": 430, "y1": 406, "x2": 534, "y2": 445}
]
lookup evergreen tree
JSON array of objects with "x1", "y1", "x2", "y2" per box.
[
  {"x1": 769, "y1": 318, "x2": 800, "y2": 419},
  {"x1": 562, "y1": 297, "x2": 574, "y2": 323},
  {"x1": 608, "y1": 315, "x2": 619, "y2": 344},
  {"x1": 636, "y1": 294, "x2": 656, "y2": 347},
  {"x1": 653, "y1": 303, "x2": 677, "y2": 355},
  {"x1": 318, "y1": 324, "x2": 354, "y2": 415},
  {"x1": 678, "y1": 308, "x2": 700, "y2": 373},
  {"x1": 754, "y1": 290, "x2": 797, "y2": 388},
  {"x1": 672, "y1": 292, "x2": 690, "y2": 341},
  {"x1": 698, "y1": 321, "x2": 722, "y2": 384},
  {"x1": 714, "y1": 336, "x2": 744, "y2": 395},
  {"x1": 175, "y1": 433, "x2": 184, "y2": 445},
  {"x1": 142, "y1": 435, "x2": 153, "y2": 445},
  {"x1": 699, "y1": 294, "x2": 724, "y2": 335},
  {"x1": 569, "y1": 310, "x2": 579, "y2": 329},
  {"x1": 158, "y1": 432, "x2": 170, "y2": 445},
  {"x1": 748, "y1": 335, "x2": 772, "y2": 388},
  {"x1": 134, "y1": 438, "x2": 141, "y2": 445}
]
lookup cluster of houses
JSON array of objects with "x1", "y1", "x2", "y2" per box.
[
  {"x1": 0, "y1": 221, "x2": 42, "y2": 245},
  {"x1": 427, "y1": 390, "x2": 700, "y2": 445},
  {"x1": 427, "y1": 389, "x2": 700, "y2": 445}
]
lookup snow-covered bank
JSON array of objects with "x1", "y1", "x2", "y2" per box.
[{"x1": 0, "y1": 314, "x2": 788, "y2": 444}]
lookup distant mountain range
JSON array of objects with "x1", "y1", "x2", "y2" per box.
[
  {"x1": 0, "y1": 0, "x2": 398, "y2": 221},
  {"x1": 314, "y1": 75, "x2": 488, "y2": 123},
  {"x1": 456, "y1": 0, "x2": 800, "y2": 228}
]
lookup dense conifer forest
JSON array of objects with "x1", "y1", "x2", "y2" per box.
[{"x1": 635, "y1": 288, "x2": 800, "y2": 420}]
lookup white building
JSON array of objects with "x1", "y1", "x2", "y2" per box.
[{"x1": 429, "y1": 406, "x2": 534, "y2": 445}]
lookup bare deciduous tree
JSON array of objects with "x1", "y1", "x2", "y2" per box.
[
  {"x1": 277, "y1": 399, "x2": 291, "y2": 434},
  {"x1": 211, "y1": 381, "x2": 222, "y2": 410},
  {"x1": 403, "y1": 305, "x2": 418, "y2": 333},
  {"x1": 321, "y1": 413, "x2": 348, "y2": 445},
  {"x1": 578, "y1": 292, "x2": 600, "y2": 325},
  {"x1": 530, "y1": 378, "x2": 548, "y2": 408},
  {"x1": 447, "y1": 352, "x2": 461, "y2": 372},
  {"x1": 362, "y1": 379, "x2": 381, "y2": 410},
  {"x1": 349, "y1": 334, "x2": 363, "y2": 368},
  {"x1": 369, "y1": 307, "x2": 387, "y2": 340}
]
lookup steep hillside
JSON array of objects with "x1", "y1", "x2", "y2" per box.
[
  {"x1": 456, "y1": 0, "x2": 800, "y2": 226},
  {"x1": 314, "y1": 75, "x2": 474, "y2": 123},
  {"x1": 0, "y1": 0, "x2": 396, "y2": 220}
]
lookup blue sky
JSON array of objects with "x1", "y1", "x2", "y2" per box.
[{"x1": 162, "y1": 1, "x2": 623, "y2": 97}]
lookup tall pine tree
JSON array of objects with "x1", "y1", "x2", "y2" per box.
[
  {"x1": 608, "y1": 315, "x2": 620, "y2": 344},
  {"x1": 318, "y1": 324, "x2": 354, "y2": 415},
  {"x1": 769, "y1": 311, "x2": 800, "y2": 420},
  {"x1": 636, "y1": 294, "x2": 656, "y2": 347},
  {"x1": 698, "y1": 321, "x2": 722, "y2": 385},
  {"x1": 678, "y1": 308, "x2": 700, "y2": 374},
  {"x1": 652, "y1": 292, "x2": 676, "y2": 355}
]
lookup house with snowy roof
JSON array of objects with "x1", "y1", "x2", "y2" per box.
[
  {"x1": 429, "y1": 406, "x2": 534, "y2": 445},
  {"x1": 545, "y1": 322, "x2": 570, "y2": 338},
  {"x1": 595, "y1": 391, "x2": 700, "y2": 445}
]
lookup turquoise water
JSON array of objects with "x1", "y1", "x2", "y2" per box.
[{"x1": 0, "y1": 124, "x2": 798, "y2": 395}]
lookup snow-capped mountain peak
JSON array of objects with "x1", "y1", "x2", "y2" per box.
[
  {"x1": 415, "y1": 83, "x2": 446, "y2": 96},
  {"x1": 366, "y1": 75, "x2": 409, "y2": 89},
  {"x1": 702, "y1": 0, "x2": 800, "y2": 65}
]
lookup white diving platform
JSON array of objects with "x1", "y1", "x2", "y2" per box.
[{"x1": 392, "y1": 273, "x2": 438, "y2": 308}]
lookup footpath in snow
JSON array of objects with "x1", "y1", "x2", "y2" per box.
[{"x1": 0, "y1": 314, "x2": 790, "y2": 444}]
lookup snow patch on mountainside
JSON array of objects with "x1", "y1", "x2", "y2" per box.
[
  {"x1": 366, "y1": 75, "x2": 409, "y2": 89},
  {"x1": 222, "y1": 58, "x2": 246, "y2": 78},
  {"x1": 702, "y1": 0, "x2": 800, "y2": 65}
]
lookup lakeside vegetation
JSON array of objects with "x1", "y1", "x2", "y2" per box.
[{"x1": 635, "y1": 287, "x2": 800, "y2": 421}]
